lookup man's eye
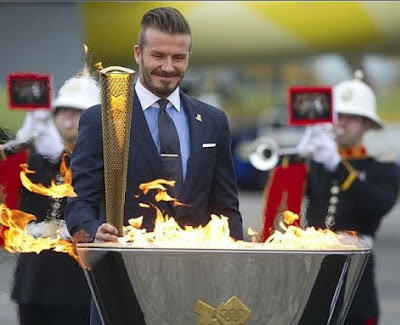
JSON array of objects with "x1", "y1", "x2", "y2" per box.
[{"x1": 174, "y1": 56, "x2": 186, "y2": 61}]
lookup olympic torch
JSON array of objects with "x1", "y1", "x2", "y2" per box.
[{"x1": 99, "y1": 66, "x2": 135, "y2": 235}]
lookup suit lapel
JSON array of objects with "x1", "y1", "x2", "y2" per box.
[
  {"x1": 131, "y1": 93, "x2": 164, "y2": 179},
  {"x1": 180, "y1": 92, "x2": 202, "y2": 203}
]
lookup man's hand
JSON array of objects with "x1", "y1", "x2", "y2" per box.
[
  {"x1": 94, "y1": 223, "x2": 119, "y2": 243},
  {"x1": 31, "y1": 110, "x2": 64, "y2": 161},
  {"x1": 297, "y1": 124, "x2": 341, "y2": 172},
  {"x1": 9, "y1": 110, "x2": 64, "y2": 161}
]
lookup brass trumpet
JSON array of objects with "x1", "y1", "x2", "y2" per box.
[
  {"x1": 248, "y1": 137, "x2": 301, "y2": 171},
  {"x1": 248, "y1": 124, "x2": 334, "y2": 171}
]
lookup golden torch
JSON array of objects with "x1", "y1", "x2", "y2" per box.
[{"x1": 99, "y1": 66, "x2": 135, "y2": 235}]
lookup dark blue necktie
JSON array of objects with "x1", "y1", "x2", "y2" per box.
[{"x1": 158, "y1": 99, "x2": 183, "y2": 197}]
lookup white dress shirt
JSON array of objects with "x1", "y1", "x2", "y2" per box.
[{"x1": 134, "y1": 79, "x2": 190, "y2": 180}]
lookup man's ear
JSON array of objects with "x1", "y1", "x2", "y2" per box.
[
  {"x1": 134, "y1": 45, "x2": 141, "y2": 65},
  {"x1": 186, "y1": 51, "x2": 191, "y2": 67}
]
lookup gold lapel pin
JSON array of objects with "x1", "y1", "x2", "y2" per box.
[{"x1": 196, "y1": 114, "x2": 202, "y2": 122}]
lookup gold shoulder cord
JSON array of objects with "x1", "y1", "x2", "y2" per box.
[{"x1": 340, "y1": 160, "x2": 357, "y2": 191}]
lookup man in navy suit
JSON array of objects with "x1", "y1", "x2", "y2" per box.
[
  {"x1": 66, "y1": 8, "x2": 243, "y2": 323},
  {"x1": 66, "y1": 7, "x2": 242, "y2": 245}
]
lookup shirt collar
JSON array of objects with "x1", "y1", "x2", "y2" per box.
[{"x1": 135, "y1": 79, "x2": 181, "y2": 112}]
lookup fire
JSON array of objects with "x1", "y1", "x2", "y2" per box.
[
  {"x1": 60, "y1": 153, "x2": 73, "y2": 184},
  {"x1": 20, "y1": 154, "x2": 76, "y2": 198},
  {"x1": 0, "y1": 153, "x2": 80, "y2": 262},
  {"x1": 139, "y1": 179, "x2": 175, "y2": 194},
  {"x1": 10, "y1": 163, "x2": 364, "y2": 253},
  {"x1": 283, "y1": 210, "x2": 299, "y2": 225},
  {"x1": 119, "y1": 208, "x2": 364, "y2": 250},
  {"x1": 120, "y1": 178, "x2": 234, "y2": 247},
  {"x1": 0, "y1": 203, "x2": 78, "y2": 260},
  {"x1": 265, "y1": 225, "x2": 361, "y2": 250},
  {"x1": 95, "y1": 61, "x2": 104, "y2": 70},
  {"x1": 262, "y1": 211, "x2": 363, "y2": 250},
  {"x1": 120, "y1": 209, "x2": 235, "y2": 248},
  {"x1": 139, "y1": 179, "x2": 187, "y2": 207}
]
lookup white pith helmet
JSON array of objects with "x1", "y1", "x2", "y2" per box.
[
  {"x1": 333, "y1": 70, "x2": 383, "y2": 129},
  {"x1": 53, "y1": 74, "x2": 100, "y2": 112}
]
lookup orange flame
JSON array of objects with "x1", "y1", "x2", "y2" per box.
[
  {"x1": 20, "y1": 154, "x2": 76, "y2": 198},
  {"x1": 95, "y1": 62, "x2": 104, "y2": 71},
  {"x1": 263, "y1": 211, "x2": 362, "y2": 250},
  {"x1": 139, "y1": 179, "x2": 175, "y2": 195},
  {"x1": 120, "y1": 209, "x2": 235, "y2": 248},
  {"x1": 282, "y1": 210, "x2": 299, "y2": 225},
  {"x1": 119, "y1": 180, "x2": 364, "y2": 250},
  {"x1": 0, "y1": 153, "x2": 80, "y2": 262},
  {"x1": 60, "y1": 153, "x2": 73, "y2": 184},
  {"x1": 120, "y1": 205, "x2": 363, "y2": 250},
  {"x1": 0, "y1": 203, "x2": 78, "y2": 260},
  {"x1": 139, "y1": 179, "x2": 187, "y2": 207}
]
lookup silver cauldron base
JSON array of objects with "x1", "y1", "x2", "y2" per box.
[{"x1": 77, "y1": 244, "x2": 369, "y2": 325}]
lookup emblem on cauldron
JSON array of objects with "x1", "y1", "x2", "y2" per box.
[{"x1": 195, "y1": 296, "x2": 252, "y2": 325}]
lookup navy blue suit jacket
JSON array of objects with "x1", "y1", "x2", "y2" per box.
[{"x1": 65, "y1": 91, "x2": 243, "y2": 241}]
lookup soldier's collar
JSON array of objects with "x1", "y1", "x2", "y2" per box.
[{"x1": 339, "y1": 145, "x2": 367, "y2": 160}]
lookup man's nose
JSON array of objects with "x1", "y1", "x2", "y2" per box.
[{"x1": 161, "y1": 57, "x2": 174, "y2": 73}]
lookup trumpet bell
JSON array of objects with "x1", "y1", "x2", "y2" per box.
[{"x1": 249, "y1": 137, "x2": 279, "y2": 171}]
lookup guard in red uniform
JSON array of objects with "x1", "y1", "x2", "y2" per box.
[
  {"x1": 299, "y1": 71, "x2": 399, "y2": 325},
  {"x1": 10, "y1": 73, "x2": 100, "y2": 325}
]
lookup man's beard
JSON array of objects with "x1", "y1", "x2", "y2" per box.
[{"x1": 141, "y1": 59, "x2": 184, "y2": 97}]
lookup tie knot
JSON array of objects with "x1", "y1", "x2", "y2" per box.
[{"x1": 158, "y1": 99, "x2": 169, "y2": 111}]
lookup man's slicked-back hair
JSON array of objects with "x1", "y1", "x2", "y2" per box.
[{"x1": 138, "y1": 7, "x2": 192, "y2": 49}]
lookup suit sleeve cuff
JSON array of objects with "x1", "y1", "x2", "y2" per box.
[{"x1": 69, "y1": 219, "x2": 102, "y2": 243}]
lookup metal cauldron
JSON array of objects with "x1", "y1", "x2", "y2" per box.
[{"x1": 77, "y1": 244, "x2": 369, "y2": 325}]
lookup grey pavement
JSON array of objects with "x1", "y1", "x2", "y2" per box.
[
  {"x1": 0, "y1": 251, "x2": 17, "y2": 325},
  {"x1": 0, "y1": 191, "x2": 399, "y2": 324}
]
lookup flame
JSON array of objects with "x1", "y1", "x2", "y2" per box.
[
  {"x1": 120, "y1": 210, "x2": 235, "y2": 248},
  {"x1": 81, "y1": 44, "x2": 91, "y2": 77},
  {"x1": 1, "y1": 153, "x2": 81, "y2": 263},
  {"x1": 118, "y1": 180, "x2": 364, "y2": 250},
  {"x1": 263, "y1": 211, "x2": 362, "y2": 250},
  {"x1": 20, "y1": 154, "x2": 76, "y2": 198},
  {"x1": 283, "y1": 210, "x2": 299, "y2": 225},
  {"x1": 60, "y1": 153, "x2": 72, "y2": 184},
  {"x1": 139, "y1": 179, "x2": 175, "y2": 194},
  {"x1": 0, "y1": 155, "x2": 83, "y2": 264},
  {"x1": 119, "y1": 204, "x2": 363, "y2": 250},
  {"x1": 265, "y1": 224, "x2": 355, "y2": 249},
  {"x1": 139, "y1": 179, "x2": 187, "y2": 207},
  {"x1": 0, "y1": 204, "x2": 78, "y2": 260},
  {"x1": 118, "y1": 179, "x2": 234, "y2": 246},
  {"x1": 95, "y1": 62, "x2": 104, "y2": 71}
]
